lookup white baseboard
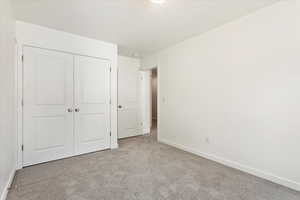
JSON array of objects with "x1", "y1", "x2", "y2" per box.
[
  {"x1": 0, "y1": 169, "x2": 16, "y2": 200},
  {"x1": 143, "y1": 127, "x2": 151, "y2": 135},
  {"x1": 111, "y1": 143, "x2": 119, "y2": 149},
  {"x1": 159, "y1": 138, "x2": 300, "y2": 192}
]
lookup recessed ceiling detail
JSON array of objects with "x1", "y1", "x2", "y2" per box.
[{"x1": 12, "y1": 0, "x2": 280, "y2": 57}]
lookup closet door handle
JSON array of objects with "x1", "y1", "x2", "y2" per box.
[
  {"x1": 75, "y1": 108, "x2": 80, "y2": 112},
  {"x1": 67, "y1": 108, "x2": 73, "y2": 113}
]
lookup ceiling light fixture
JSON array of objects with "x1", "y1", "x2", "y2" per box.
[{"x1": 150, "y1": 0, "x2": 165, "y2": 4}]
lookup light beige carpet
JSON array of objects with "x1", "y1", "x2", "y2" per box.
[{"x1": 7, "y1": 128, "x2": 300, "y2": 200}]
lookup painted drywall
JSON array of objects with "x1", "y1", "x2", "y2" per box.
[
  {"x1": 141, "y1": 53, "x2": 159, "y2": 70},
  {"x1": 142, "y1": 0, "x2": 300, "y2": 191},
  {"x1": 0, "y1": 0, "x2": 16, "y2": 199}
]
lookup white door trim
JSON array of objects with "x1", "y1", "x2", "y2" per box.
[
  {"x1": 16, "y1": 21, "x2": 118, "y2": 169},
  {"x1": 139, "y1": 64, "x2": 160, "y2": 140}
]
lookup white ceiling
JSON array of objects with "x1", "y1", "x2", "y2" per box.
[{"x1": 13, "y1": 0, "x2": 280, "y2": 57}]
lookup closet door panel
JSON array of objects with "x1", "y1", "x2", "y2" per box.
[
  {"x1": 23, "y1": 47, "x2": 74, "y2": 166},
  {"x1": 74, "y1": 56, "x2": 111, "y2": 155}
]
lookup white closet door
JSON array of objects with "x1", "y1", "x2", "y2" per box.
[
  {"x1": 74, "y1": 56, "x2": 111, "y2": 155},
  {"x1": 118, "y1": 57, "x2": 142, "y2": 139},
  {"x1": 23, "y1": 47, "x2": 74, "y2": 166}
]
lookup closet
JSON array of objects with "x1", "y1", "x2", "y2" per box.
[{"x1": 22, "y1": 46, "x2": 111, "y2": 166}]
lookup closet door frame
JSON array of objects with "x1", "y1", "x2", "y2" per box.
[{"x1": 16, "y1": 21, "x2": 118, "y2": 169}]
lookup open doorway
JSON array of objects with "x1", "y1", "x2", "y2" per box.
[
  {"x1": 117, "y1": 56, "x2": 158, "y2": 141},
  {"x1": 117, "y1": 56, "x2": 143, "y2": 139},
  {"x1": 151, "y1": 68, "x2": 158, "y2": 134},
  {"x1": 140, "y1": 66, "x2": 158, "y2": 140}
]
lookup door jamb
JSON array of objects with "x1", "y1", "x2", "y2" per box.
[
  {"x1": 16, "y1": 43, "x2": 23, "y2": 169},
  {"x1": 140, "y1": 65, "x2": 160, "y2": 139}
]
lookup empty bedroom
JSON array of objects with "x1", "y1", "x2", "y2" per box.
[{"x1": 1, "y1": 0, "x2": 300, "y2": 199}]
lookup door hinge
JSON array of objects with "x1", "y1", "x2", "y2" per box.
[
  {"x1": 110, "y1": 67, "x2": 112, "y2": 72},
  {"x1": 109, "y1": 99, "x2": 111, "y2": 105},
  {"x1": 21, "y1": 145, "x2": 24, "y2": 151},
  {"x1": 110, "y1": 132, "x2": 111, "y2": 136},
  {"x1": 21, "y1": 99, "x2": 24, "y2": 107},
  {"x1": 21, "y1": 55, "x2": 24, "y2": 62}
]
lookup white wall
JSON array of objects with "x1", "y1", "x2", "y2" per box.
[
  {"x1": 141, "y1": 53, "x2": 159, "y2": 70},
  {"x1": 0, "y1": 0, "x2": 16, "y2": 199},
  {"x1": 142, "y1": 0, "x2": 300, "y2": 191}
]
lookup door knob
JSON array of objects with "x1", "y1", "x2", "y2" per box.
[
  {"x1": 67, "y1": 108, "x2": 73, "y2": 112},
  {"x1": 118, "y1": 105, "x2": 122, "y2": 109},
  {"x1": 75, "y1": 108, "x2": 80, "y2": 112}
]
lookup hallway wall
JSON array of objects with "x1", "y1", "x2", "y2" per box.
[
  {"x1": 0, "y1": 0, "x2": 16, "y2": 198},
  {"x1": 142, "y1": 0, "x2": 300, "y2": 191}
]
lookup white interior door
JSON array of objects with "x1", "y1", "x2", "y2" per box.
[
  {"x1": 23, "y1": 47, "x2": 74, "y2": 166},
  {"x1": 118, "y1": 57, "x2": 142, "y2": 139},
  {"x1": 74, "y1": 56, "x2": 111, "y2": 155}
]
